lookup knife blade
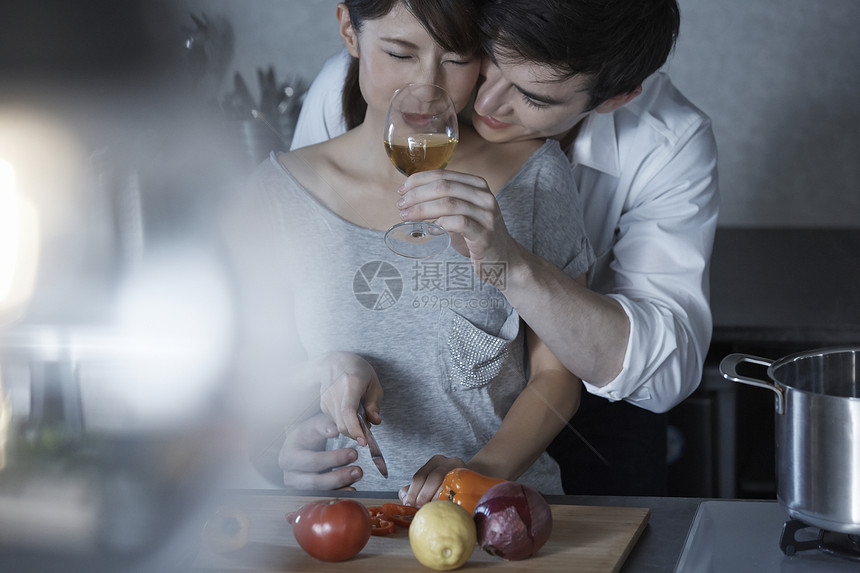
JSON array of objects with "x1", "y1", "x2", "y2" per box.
[{"x1": 357, "y1": 407, "x2": 388, "y2": 479}]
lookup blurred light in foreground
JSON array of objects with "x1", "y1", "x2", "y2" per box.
[
  {"x1": 0, "y1": 241, "x2": 236, "y2": 558},
  {"x1": 0, "y1": 158, "x2": 40, "y2": 324},
  {"x1": 76, "y1": 244, "x2": 235, "y2": 434}
]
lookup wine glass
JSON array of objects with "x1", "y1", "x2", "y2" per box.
[{"x1": 383, "y1": 83, "x2": 458, "y2": 258}]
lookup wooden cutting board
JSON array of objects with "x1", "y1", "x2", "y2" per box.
[{"x1": 191, "y1": 494, "x2": 650, "y2": 573}]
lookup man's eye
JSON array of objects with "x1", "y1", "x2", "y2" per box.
[{"x1": 521, "y1": 94, "x2": 549, "y2": 110}]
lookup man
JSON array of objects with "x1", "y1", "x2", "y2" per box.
[{"x1": 284, "y1": 0, "x2": 718, "y2": 495}]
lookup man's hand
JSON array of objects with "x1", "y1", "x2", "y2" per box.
[
  {"x1": 396, "y1": 170, "x2": 524, "y2": 269},
  {"x1": 279, "y1": 412, "x2": 363, "y2": 491}
]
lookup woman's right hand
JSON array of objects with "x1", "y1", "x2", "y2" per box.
[
  {"x1": 314, "y1": 351, "x2": 384, "y2": 444},
  {"x1": 399, "y1": 454, "x2": 467, "y2": 508}
]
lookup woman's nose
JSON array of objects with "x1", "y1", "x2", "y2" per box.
[{"x1": 412, "y1": 65, "x2": 441, "y2": 87}]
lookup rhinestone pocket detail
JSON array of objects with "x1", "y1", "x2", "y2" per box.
[{"x1": 447, "y1": 314, "x2": 510, "y2": 389}]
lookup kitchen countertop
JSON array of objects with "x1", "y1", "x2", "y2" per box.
[
  {"x1": 5, "y1": 489, "x2": 851, "y2": 572},
  {"x1": 188, "y1": 491, "x2": 848, "y2": 572}
]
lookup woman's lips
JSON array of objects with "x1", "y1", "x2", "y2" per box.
[{"x1": 476, "y1": 113, "x2": 512, "y2": 130}]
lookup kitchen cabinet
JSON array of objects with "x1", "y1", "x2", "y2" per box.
[{"x1": 668, "y1": 228, "x2": 860, "y2": 498}]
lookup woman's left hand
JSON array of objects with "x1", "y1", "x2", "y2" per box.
[
  {"x1": 396, "y1": 170, "x2": 524, "y2": 270},
  {"x1": 398, "y1": 454, "x2": 466, "y2": 508}
]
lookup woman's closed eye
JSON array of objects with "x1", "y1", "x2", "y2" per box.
[
  {"x1": 444, "y1": 57, "x2": 475, "y2": 67},
  {"x1": 385, "y1": 52, "x2": 473, "y2": 67},
  {"x1": 386, "y1": 51, "x2": 412, "y2": 61}
]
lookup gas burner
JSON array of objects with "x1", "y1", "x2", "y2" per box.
[{"x1": 780, "y1": 519, "x2": 860, "y2": 561}]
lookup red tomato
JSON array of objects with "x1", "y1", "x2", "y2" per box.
[{"x1": 291, "y1": 499, "x2": 372, "y2": 561}]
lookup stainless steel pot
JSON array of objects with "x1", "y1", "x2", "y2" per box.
[{"x1": 720, "y1": 346, "x2": 860, "y2": 535}]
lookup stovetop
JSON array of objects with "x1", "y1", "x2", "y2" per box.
[{"x1": 675, "y1": 500, "x2": 859, "y2": 572}]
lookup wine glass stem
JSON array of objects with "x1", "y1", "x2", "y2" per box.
[{"x1": 409, "y1": 222, "x2": 425, "y2": 239}]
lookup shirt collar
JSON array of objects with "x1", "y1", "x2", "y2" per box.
[{"x1": 570, "y1": 110, "x2": 621, "y2": 177}]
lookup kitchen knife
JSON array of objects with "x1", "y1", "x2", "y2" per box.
[{"x1": 357, "y1": 407, "x2": 389, "y2": 479}]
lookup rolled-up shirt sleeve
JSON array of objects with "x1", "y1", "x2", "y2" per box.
[{"x1": 582, "y1": 110, "x2": 719, "y2": 413}]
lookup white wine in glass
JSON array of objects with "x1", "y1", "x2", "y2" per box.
[{"x1": 383, "y1": 84, "x2": 458, "y2": 258}]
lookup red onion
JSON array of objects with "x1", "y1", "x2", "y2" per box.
[{"x1": 473, "y1": 481, "x2": 553, "y2": 560}]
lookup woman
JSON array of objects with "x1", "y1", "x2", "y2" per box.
[{"x1": 228, "y1": 0, "x2": 593, "y2": 504}]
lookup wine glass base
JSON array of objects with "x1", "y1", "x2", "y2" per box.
[{"x1": 384, "y1": 221, "x2": 450, "y2": 258}]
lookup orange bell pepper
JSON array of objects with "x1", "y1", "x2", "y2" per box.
[{"x1": 437, "y1": 468, "x2": 505, "y2": 515}]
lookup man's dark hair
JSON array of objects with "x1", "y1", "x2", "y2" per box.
[{"x1": 479, "y1": 0, "x2": 680, "y2": 110}]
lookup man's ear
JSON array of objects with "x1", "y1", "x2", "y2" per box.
[
  {"x1": 594, "y1": 85, "x2": 642, "y2": 114},
  {"x1": 338, "y1": 3, "x2": 360, "y2": 58}
]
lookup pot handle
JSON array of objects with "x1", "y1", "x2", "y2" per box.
[{"x1": 719, "y1": 353, "x2": 785, "y2": 415}]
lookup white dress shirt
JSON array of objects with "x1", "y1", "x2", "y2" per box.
[
  {"x1": 290, "y1": 51, "x2": 720, "y2": 413},
  {"x1": 290, "y1": 50, "x2": 350, "y2": 150}
]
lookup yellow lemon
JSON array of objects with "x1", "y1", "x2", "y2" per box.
[{"x1": 409, "y1": 500, "x2": 476, "y2": 571}]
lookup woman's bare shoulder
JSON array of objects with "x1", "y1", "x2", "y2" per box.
[
  {"x1": 278, "y1": 136, "x2": 333, "y2": 171},
  {"x1": 277, "y1": 131, "x2": 358, "y2": 183}
]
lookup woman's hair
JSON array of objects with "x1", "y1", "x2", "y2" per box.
[
  {"x1": 479, "y1": 0, "x2": 680, "y2": 111},
  {"x1": 341, "y1": 0, "x2": 482, "y2": 129}
]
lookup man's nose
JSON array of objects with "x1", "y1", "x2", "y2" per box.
[{"x1": 473, "y1": 68, "x2": 505, "y2": 117}]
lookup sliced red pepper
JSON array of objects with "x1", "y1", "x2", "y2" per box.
[
  {"x1": 370, "y1": 517, "x2": 395, "y2": 536},
  {"x1": 365, "y1": 506, "x2": 396, "y2": 536},
  {"x1": 381, "y1": 503, "x2": 418, "y2": 529}
]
